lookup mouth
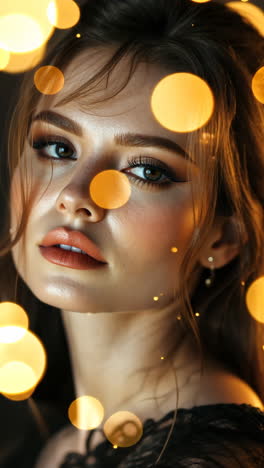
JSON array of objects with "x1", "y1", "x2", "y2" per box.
[
  {"x1": 39, "y1": 245, "x2": 107, "y2": 270},
  {"x1": 43, "y1": 244, "x2": 92, "y2": 256},
  {"x1": 39, "y1": 227, "x2": 107, "y2": 263}
]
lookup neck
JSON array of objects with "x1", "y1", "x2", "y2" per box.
[{"x1": 61, "y1": 300, "x2": 198, "y2": 422}]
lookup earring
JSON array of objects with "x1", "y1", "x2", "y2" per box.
[{"x1": 205, "y1": 256, "x2": 215, "y2": 287}]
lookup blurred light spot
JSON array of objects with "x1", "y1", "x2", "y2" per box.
[
  {"x1": 34, "y1": 65, "x2": 64, "y2": 95},
  {"x1": 153, "y1": 296, "x2": 159, "y2": 301},
  {"x1": 68, "y1": 396, "x2": 104, "y2": 430},
  {"x1": 227, "y1": 2, "x2": 264, "y2": 36},
  {"x1": 177, "y1": 315, "x2": 181, "y2": 320},
  {"x1": 245, "y1": 276, "x2": 264, "y2": 323},
  {"x1": 0, "y1": 48, "x2": 10, "y2": 70},
  {"x1": 0, "y1": 0, "x2": 54, "y2": 53},
  {"x1": 200, "y1": 132, "x2": 214, "y2": 145},
  {"x1": 195, "y1": 312, "x2": 200, "y2": 317},
  {"x1": 171, "y1": 247, "x2": 178, "y2": 253},
  {"x1": 241, "y1": 281, "x2": 245, "y2": 286},
  {"x1": 0, "y1": 361, "x2": 36, "y2": 393},
  {"x1": 47, "y1": 0, "x2": 80, "y2": 29},
  {"x1": 160, "y1": 356, "x2": 165, "y2": 360},
  {"x1": 0, "y1": 14, "x2": 43, "y2": 53},
  {"x1": 2, "y1": 390, "x2": 35, "y2": 401},
  {"x1": 252, "y1": 66, "x2": 264, "y2": 104},
  {"x1": 0, "y1": 327, "x2": 26, "y2": 344},
  {"x1": 159, "y1": 292, "x2": 164, "y2": 296},
  {"x1": 191, "y1": 0, "x2": 211, "y2": 3},
  {"x1": 0, "y1": 329, "x2": 46, "y2": 400},
  {"x1": 104, "y1": 411, "x2": 143, "y2": 448},
  {"x1": 151, "y1": 73, "x2": 214, "y2": 133},
  {"x1": 90, "y1": 170, "x2": 131, "y2": 209},
  {"x1": 3, "y1": 44, "x2": 46, "y2": 73},
  {"x1": 76, "y1": 33, "x2": 81, "y2": 38},
  {"x1": 0, "y1": 302, "x2": 28, "y2": 343}
]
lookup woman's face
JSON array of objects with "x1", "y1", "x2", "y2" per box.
[{"x1": 10, "y1": 49, "x2": 200, "y2": 313}]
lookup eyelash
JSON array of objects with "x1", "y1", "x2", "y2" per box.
[{"x1": 31, "y1": 136, "x2": 185, "y2": 188}]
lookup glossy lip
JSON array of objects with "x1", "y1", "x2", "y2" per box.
[
  {"x1": 39, "y1": 227, "x2": 107, "y2": 263},
  {"x1": 38, "y1": 246, "x2": 106, "y2": 270}
]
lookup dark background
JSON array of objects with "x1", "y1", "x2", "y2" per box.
[{"x1": 0, "y1": 2, "x2": 263, "y2": 465}]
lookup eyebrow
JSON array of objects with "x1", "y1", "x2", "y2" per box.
[{"x1": 31, "y1": 110, "x2": 194, "y2": 163}]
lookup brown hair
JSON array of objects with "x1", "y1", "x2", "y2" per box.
[{"x1": 0, "y1": 0, "x2": 264, "y2": 461}]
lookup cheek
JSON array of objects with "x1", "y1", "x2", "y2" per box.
[
  {"x1": 119, "y1": 195, "x2": 196, "y2": 262},
  {"x1": 144, "y1": 207, "x2": 194, "y2": 255}
]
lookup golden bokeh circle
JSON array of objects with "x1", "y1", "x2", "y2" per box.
[
  {"x1": 68, "y1": 396, "x2": 104, "y2": 430},
  {"x1": 0, "y1": 14, "x2": 43, "y2": 53},
  {"x1": 34, "y1": 65, "x2": 64, "y2": 95},
  {"x1": 227, "y1": 2, "x2": 264, "y2": 37},
  {"x1": 245, "y1": 276, "x2": 264, "y2": 324},
  {"x1": 47, "y1": 0, "x2": 80, "y2": 30},
  {"x1": 90, "y1": 170, "x2": 131, "y2": 209},
  {"x1": 3, "y1": 44, "x2": 46, "y2": 73},
  {"x1": 103, "y1": 411, "x2": 143, "y2": 448},
  {"x1": 0, "y1": 302, "x2": 29, "y2": 343},
  {"x1": 0, "y1": 361, "x2": 36, "y2": 394},
  {"x1": 252, "y1": 66, "x2": 264, "y2": 104},
  {"x1": 0, "y1": 329, "x2": 46, "y2": 400},
  {"x1": 0, "y1": 0, "x2": 54, "y2": 53},
  {"x1": 151, "y1": 73, "x2": 214, "y2": 133}
]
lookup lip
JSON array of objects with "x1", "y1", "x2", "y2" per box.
[
  {"x1": 38, "y1": 246, "x2": 106, "y2": 270},
  {"x1": 39, "y1": 227, "x2": 107, "y2": 263}
]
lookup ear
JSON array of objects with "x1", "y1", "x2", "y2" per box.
[{"x1": 198, "y1": 216, "x2": 247, "y2": 269}]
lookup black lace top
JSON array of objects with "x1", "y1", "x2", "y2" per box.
[
  {"x1": 1, "y1": 399, "x2": 263, "y2": 467},
  {"x1": 58, "y1": 404, "x2": 264, "y2": 468}
]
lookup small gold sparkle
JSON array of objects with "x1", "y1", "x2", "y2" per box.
[
  {"x1": 171, "y1": 247, "x2": 178, "y2": 253},
  {"x1": 76, "y1": 33, "x2": 81, "y2": 38},
  {"x1": 153, "y1": 296, "x2": 159, "y2": 301}
]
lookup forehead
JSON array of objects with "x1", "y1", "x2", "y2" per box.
[{"x1": 35, "y1": 47, "x2": 193, "y2": 151}]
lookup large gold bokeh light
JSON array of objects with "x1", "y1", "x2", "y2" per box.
[{"x1": 151, "y1": 73, "x2": 214, "y2": 133}]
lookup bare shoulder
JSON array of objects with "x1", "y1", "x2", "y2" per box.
[{"x1": 196, "y1": 365, "x2": 264, "y2": 411}]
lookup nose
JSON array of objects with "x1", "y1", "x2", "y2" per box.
[{"x1": 55, "y1": 170, "x2": 106, "y2": 223}]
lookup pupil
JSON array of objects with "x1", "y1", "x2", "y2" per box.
[
  {"x1": 145, "y1": 167, "x2": 161, "y2": 181},
  {"x1": 57, "y1": 144, "x2": 71, "y2": 157}
]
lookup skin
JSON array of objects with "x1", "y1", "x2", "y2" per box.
[{"x1": 10, "y1": 49, "x2": 242, "y2": 456}]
